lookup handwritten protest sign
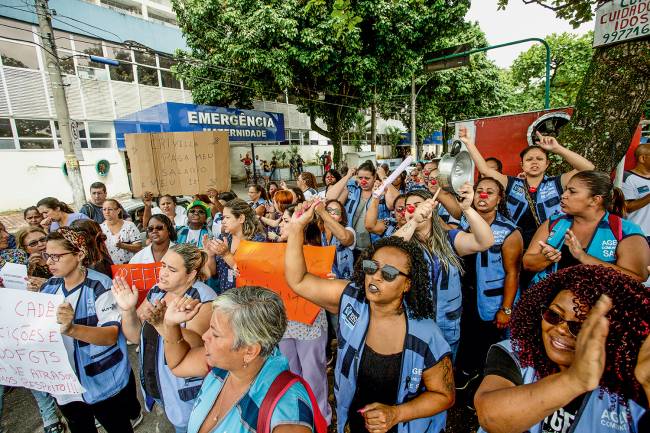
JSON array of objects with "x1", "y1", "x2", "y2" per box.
[
  {"x1": 125, "y1": 131, "x2": 231, "y2": 197},
  {"x1": 234, "y1": 240, "x2": 335, "y2": 325},
  {"x1": 0, "y1": 263, "x2": 28, "y2": 290},
  {"x1": 111, "y1": 263, "x2": 161, "y2": 307},
  {"x1": 0, "y1": 290, "x2": 83, "y2": 395}
]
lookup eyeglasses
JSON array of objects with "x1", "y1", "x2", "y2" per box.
[
  {"x1": 188, "y1": 209, "x2": 206, "y2": 215},
  {"x1": 42, "y1": 252, "x2": 74, "y2": 263},
  {"x1": 325, "y1": 207, "x2": 342, "y2": 216},
  {"x1": 102, "y1": 208, "x2": 118, "y2": 212},
  {"x1": 26, "y1": 237, "x2": 47, "y2": 248},
  {"x1": 362, "y1": 259, "x2": 409, "y2": 282},
  {"x1": 147, "y1": 225, "x2": 165, "y2": 233},
  {"x1": 541, "y1": 307, "x2": 582, "y2": 337}
]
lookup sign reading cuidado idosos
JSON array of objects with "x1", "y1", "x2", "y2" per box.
[
  {"x1": 0, "y1": 290, "x2": 84, "y2": 395},
  {"x1": 594, "y1": 0, "x2": 649, "y2": 47}
]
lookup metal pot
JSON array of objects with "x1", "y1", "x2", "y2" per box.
[{"x1": 437, "y1": 140, "x2": 474, "y2": 194}]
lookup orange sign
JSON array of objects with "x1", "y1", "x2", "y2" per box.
[
  {"x1": 111, "y1": 263, "x2": 162, "y2": 307},
  {"x1": 234, "y1": 240, "x2": 335, "y2": 325}
]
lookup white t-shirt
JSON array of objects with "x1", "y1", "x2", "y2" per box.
[
  {"x1": 621, "y1": 171, "x2": 650, "y2": 237},
  {"x1": 152, "y1": 206, "x2": 187, "y2": 228},
  {"x1": 101, "y1": 220, "x2": 141, "y2": 264},
  {"x1": 129, "y1": 242, "x2": 174, "y2": 264}
]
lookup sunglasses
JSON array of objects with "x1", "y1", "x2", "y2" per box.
[
  {"x1": 325, "y1": 207, "x2": 342, "y2": 216},
  {"x1": 27, "y1": 237, "x2": 47, "y2": 248},
  {"x1": 147, "y1": 225, "x2": 165, "y2": 233},
  {"x1": 362, "y1": 259, "x2": 409, "y2": 282},
  {"x1": 42, "y1": 252, "x2": 74, "y2": 263},
  {"x1": 188, "y1": 209, "x2": 206, "y2": 215},
  {"x1": 541, "y1": 307, "x2": 582, "y2": 337}
]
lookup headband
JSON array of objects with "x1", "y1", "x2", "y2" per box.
[{"x1": 58, "y1": 227, "x2": 88, "y2": 259}]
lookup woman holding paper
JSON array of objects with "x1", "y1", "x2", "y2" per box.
[
  {"x1": 40, "y1": 227, "x2": 137, "y2": 433},
  {"x1": 285, "y1": 202, "x2": 454, "y2": 433},
  {"x1": 113, "y1": 243, "x2": 216, "y2": 433}
]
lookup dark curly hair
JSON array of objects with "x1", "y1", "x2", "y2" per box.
[
  {"x1": 351, "y1": 236, "x2": 434, "y2": 320},
  {"x1": 510, "y1": 265, "x2": 650, "y2": 402}
]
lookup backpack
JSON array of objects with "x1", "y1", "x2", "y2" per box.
[{"x1": 257, "y1": 370, "x2": 327, "y2": 433}]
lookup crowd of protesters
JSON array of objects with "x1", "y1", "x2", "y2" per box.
[{"x1": 1, "y1": 134, "x2": 649, "y2": 433}]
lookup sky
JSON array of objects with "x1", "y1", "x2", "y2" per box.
[{"x1": 467, "y1": 0, "x2": 594, "y2": 68}]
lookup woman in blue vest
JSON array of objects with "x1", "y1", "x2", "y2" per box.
[
  {"x1": 366, "y1": 193, "x2": 407, "y2": 239},
  {"x1": 247, "y1": 185, "x2": 269, "y2": 218},
  {"x1": 112, "y1": 243, "x2": 216, "y2": 433},
  {"x1": 524, "y1": 170, "x2": 649, "y2": 283},
  {"x1": 455, "y1": 177, "x2": 523, "y2": 393},
  {"x1": 285, "y1": 202, "x2": 455, "y2": 433},
  {"x1": 474, "y1": 265, "x2": 649, "y2": 433},
  {"x1": 459, "y1": 127, "x2": 595, "y2": 248},
  {"x1": 204, "y1": 198, "x2": 266, "y2": 294},
  {"x1": 40, "y1": 228, "x2": 135, "y2": 433},
  {"x1": 160, "y1": 286, "x2": 322, "y2": 433},
  {"x1": 177, "y1": 200, "x2": 212, "y2": 248},
  {"x1": 393, "y1": 186, "x2": 495, "y2": 360}
]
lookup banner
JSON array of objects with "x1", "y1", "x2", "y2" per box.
[
  {"x1": 0, "y1": 290, "x2": 84, "y2": 395},
  {"x1": 234, "y1": 241, "x2": 335, "y2": 325},
  {"x1": 111, "y1": 263, "x2": 162, "y2": 307}
]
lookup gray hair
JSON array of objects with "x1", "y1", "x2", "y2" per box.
[{"x1": 211, "y1": 286, "x2": 287, "y2": 357}]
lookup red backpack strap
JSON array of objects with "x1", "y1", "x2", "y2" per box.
[
  {"x1": 608, "y1": 213, "x2": 623, "y2": 242},
  {"x1": 257, "y1": 370, "x2": 328, "y2": 433}
]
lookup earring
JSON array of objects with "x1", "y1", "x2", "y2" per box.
[{"x1": 243, "y1": 359, "x2": 248, "y2": 369}]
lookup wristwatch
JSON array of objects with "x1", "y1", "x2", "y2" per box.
[{"x1": 500, "y1": 306, "x2": 512, "y2": 315}]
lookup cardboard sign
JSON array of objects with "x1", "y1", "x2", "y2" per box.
[
  {"x1": 0, "y1": 290, "x2": 84, "y2": 395},
  {"x1": 234, "y1": 240, "x2": 335, "y2": 325},
  {"x1": 0, "y1": 263, "x2": 28, "y2": 290},
  {"x1": 125, "y1": 131, "x2": 231, "y2": 197},
  {"x1": 111, "y1": 263, "x2": 162, "y2": 307}
]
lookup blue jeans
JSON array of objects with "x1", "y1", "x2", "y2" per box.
[
  {"x1": 152, "y1": 398, "x2": 188, "y2": 433},
  {"x1": 0, "y1": 385, "x2": 59, "y2": 428}
]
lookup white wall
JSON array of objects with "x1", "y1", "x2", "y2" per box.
[{"x1": 0, "y1": 148, "x2": 131, "y2": 211}]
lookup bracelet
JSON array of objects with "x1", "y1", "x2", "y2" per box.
[{"x1": 164, "y1": 336, "x2": 185, "y2": 345}]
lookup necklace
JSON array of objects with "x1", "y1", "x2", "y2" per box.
[{"x1": 210, "y1": 374, "x2": 256, "y2": 423}]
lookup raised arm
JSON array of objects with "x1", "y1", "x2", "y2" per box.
[
  {"x1": 458, "y1": 126, "x2": 507, "y2": 187},
  {"x1": 285, "y1": 202, "x2": 348, "y2": 314},
  {"x1": 315, "y1": 202, "x2": 354, "y2": 247},
  {"x1": 326, "y1": 168, "x2": 355, "y2": 202},
  {"x1": 365, "y1": 196, "x2": 387, "y2": 235},
  {"x1": 112, "y1": 277, "x2": 143, "y2": 344},
  {"x1": 142, "y1": 191, "x2": 154, "y2": 228},
  {"x1": 533, "y1": 134, "x2": 595, "y2": 187},
  {"x1": 452, "y1": 184, "x2": 494, "y2": 257}
]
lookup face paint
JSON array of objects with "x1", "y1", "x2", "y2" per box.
[
  {"x1": 406, "y1": 204, "x2": 416, "y2": 214},
  {"x1": 479, "y1": 192, "x2": 489, "y2": 199}
]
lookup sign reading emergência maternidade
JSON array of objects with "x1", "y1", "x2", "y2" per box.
[{"x1": 594, "y1": 0, "x2": 650, "y2": 47}]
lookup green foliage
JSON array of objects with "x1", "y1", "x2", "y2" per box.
[
  {"x1": 497, "y1": 0, "x2": 598, "y2": 27},
  {"x1": 384, "y1": 126, "x2": 405, "y2": 158},
  {"x1": 507, "y1": 32, "x2": 593, "y2": 111},
  {"x1": 350, "y1": 111, "x2": 370, "y2": 151},
  {"x1": 171, "y1": 0, "x2": 472, "y2": 164},
  {"x1": 271, "y1": 149, "x2": 286, "y2": 167}
]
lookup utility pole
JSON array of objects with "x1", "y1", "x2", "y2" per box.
[
  {"x1": 35, "y1": 0, "x2": 86, "y2": 209},
  {"x1": 410, "y1": 76, "x2": 417, "y2": 160}
]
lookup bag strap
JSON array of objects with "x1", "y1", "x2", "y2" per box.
[
  {"x1": 607, "y1": 213, "x2": 623, "y2": 242},
  {"x1": 257, "y1": 370, "x2": 327, "y2": 433},
  {"x1": 523, "y1": 179, "x2": 541, "y2": 227}
]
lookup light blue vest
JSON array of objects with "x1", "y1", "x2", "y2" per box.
[
  {"x1": 478, "y1": 340, "x2": 646, "y2": 433},
  {"x1": 381, "y1": 217, "x2": 398, "y2": 238},
  {"x1": 186, "y1": 349, "x2": 315, "y2": 433},
  {"x1": 336, "y1": 284, "x2": 451, "y2": 433},
  {"x1": 176, "y1": 225, "x2": 211, "y2": 248},
  {"x1": 532, "y1": 212, "x2": 645, "y2": 284},
  {"x1": 41, "y1": 269, "x2": 130, "y2": 404},
  {"x1": 140, "y1": 281, "x2": 217, "y2": 428},
  {"x1": 505, "y1": 175, "x2": 562, "y2": 225},
  {"x1": 345, "y1": 183, "x2": 389, "y2": 243},
  {"x1": 460, "y1": 213, "x2": 519, "y2": 321},
  {"x1": 321, "y1": 232, "x2": 354, "y2": 279}
]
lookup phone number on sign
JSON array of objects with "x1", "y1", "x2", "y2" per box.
[{"x1": 601, "y1": 23, "x2": 649, "y2": 43}]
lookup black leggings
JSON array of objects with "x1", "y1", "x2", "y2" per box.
[{"x1": 58, "y1": 371, "x2": 137, "y2": 433}]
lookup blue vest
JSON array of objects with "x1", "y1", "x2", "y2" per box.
[
  {"x1": 336, "y1": 284, "x2": 451, "y2": 433},
  {"x1": 438, "y1": 206, "x2": 459, "y2": 226},
  {"x1": 321, "y1": 231, "x2": 354, "y2": 280},
  {"x1": 505, "y1": 175, "x2": 562, "y2": 225},
  {"x1": 41, "y1": 269, "x2": 130, "y2": 404},
  {"x1": 249, "y1": 198, "x2": 267, "y2": 210},
  {"x1": 381, "y1": 217, "x2": 398, "y2": 238},
  {"x1": 140, "y1": 281, "x2": 217, "y2": 428},
  {"x1": 187, "y1": 349, "x2": 315, "y2": 433},
  {"x1": 478, "y1": 340, "x2": 646, "y2": 433},
  {"x1": 460, "y1": 213, "x2": 519, "y2": 321},
  {"x1": 532, "y1": 212, "x2": 645, "y2": 284},
  {"x1": 345, "y1": 183, "x2": 389, "y2": 243},
  {"x1": 176, "y1": 225, "x2": 211, "y2": 248}
]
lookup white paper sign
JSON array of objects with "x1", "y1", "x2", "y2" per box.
[
  {"x1": 594, "y1": 0, "x2": 650, "y2": 47},
  {"x1": 0, "y1": 263, "x2": 28, "y2": 290},
  {"x1": 0, "y1": 290, "x2": 84, "y2": 395}
]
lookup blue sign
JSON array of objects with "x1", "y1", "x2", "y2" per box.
[
  {"x1": 114, "y1": 102, "x2": 285, "y2": 149},
  {"x1": 398, "y1": 131, "x2": 442, "y2": 146}
]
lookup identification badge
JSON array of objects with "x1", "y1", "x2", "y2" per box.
[{"x1": 227, "y1": 269, "x2": 234, "y2": 283}]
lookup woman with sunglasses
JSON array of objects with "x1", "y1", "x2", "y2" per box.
[
  {"x1": 247, "y1": 185, "x2": 269, "y2": 218},
  {"x1": 100, "y1": 199, "x2": 142, "y2": 264},
  {"x1": 286, "y1": 202, "x2": 454, "y2": 433},
  {"x1": 129, "y1": 214, "x2": 177, "y2": 264},
  {"x1": 394, "y1": 186, "x2": 494, "y2": 360},
  {"x1": 524, "y1": 171, "x2": 649, "y2": 283},
  {"x1": 40, "y1": 228, "x2": 136, "y2": 433},
  {"x1": 16, "y1": 226, "x2": 52, "y2": 289},
  {"x1": 474, "y1": 265, "x2": 649, "y2": 433},
  {"x1": 177, "y1": 201, "x2": 212, "y2": 248},
  {"x1": 455, "y1": 177, "x2": 523, "y2": 395}
]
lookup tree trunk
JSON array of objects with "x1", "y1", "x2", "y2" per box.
[
  {"x1": 370, "y1": 100, "x2": 377, "y2": 152},
  {"x1": 310, "y1": 115, "x2": 344, "y2": 167},
  {"x1": 557, "y1": 38, "x2": 650, "y2": 173}
]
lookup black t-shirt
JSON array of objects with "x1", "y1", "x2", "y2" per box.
[{"x1": 484, "y1": 345, "x2": 587, "y2": 433}]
